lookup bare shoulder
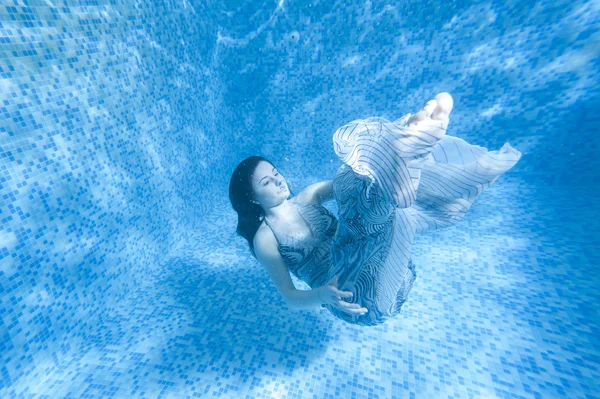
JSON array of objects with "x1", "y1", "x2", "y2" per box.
[
  {"x1": 253, "y1": 222, "x2": 278, "y2": 254},
  {"x1": 253, "y1": 221, "x2": 297, "y2": 300}
]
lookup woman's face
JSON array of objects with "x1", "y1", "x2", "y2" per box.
[{"x1": 251, "y1": 161, "x2": 289, "y2": 208}]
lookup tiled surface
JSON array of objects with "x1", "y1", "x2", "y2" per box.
[
  {"x1": 1, "y1": 0, "x2": 599, "y2": 398},
  {"x1": 0, "y1": 0, "x2": 227, "y2": 388},
  {"x1": 213, "y1": 0, "x2": 600, "y2": 187},
  {"x1": 9, "y1": 179, "x2": 600, "y2": 399}
]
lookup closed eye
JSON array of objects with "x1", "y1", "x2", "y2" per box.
[{"x1": 263, "y1": 172, "x2": 279, "y2": 186}]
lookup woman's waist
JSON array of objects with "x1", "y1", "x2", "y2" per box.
[{"x1": 289, "y1": 245, "x2": 332, "y2": 288}]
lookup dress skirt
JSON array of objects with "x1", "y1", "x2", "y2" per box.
[{"x1": 323, "y1": 114, "x2": 522, "y2": 326}]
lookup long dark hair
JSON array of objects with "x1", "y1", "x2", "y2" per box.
[{"x1": 229, "y1": 156, "x2": 295, "y2": 259}]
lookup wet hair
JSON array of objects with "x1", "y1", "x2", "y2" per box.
[{"x1": 229, "y1": 156, "x2": 295, "y2": 259}]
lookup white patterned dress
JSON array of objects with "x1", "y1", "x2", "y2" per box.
[{"x1": 268, "y1": 113, "x2": 521, "y2": 326}]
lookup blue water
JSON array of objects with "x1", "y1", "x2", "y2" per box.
[{"x1": 1, "y1": 0, "x2": 599, "y2": 398}]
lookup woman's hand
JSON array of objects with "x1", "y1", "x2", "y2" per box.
[{"x1": 318, "y1": 273, "x2": 368, "y2": 316}]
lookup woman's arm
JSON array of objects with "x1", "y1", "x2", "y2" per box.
[
  {"x1": 254, "y1": 228, "x2": 367, "y2": 315},
  {"x1": 298, "y1": 180, "x2": 335, "y2": 204},
  {"x1": 254, "y1": 226, "x2": 324, "y2": 310},
  {"x1": 316, "y1": 180, "x2": 335, "y2": 204},
  {"x1": 285, "y1": 287, "x2": 325, "y2": 309}
]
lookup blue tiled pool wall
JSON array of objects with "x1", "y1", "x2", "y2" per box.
[
  {"x1": 1, "y1": 0, "x2": 599, "y2": 395},
  {"x1": 214, "y1": 0, "x2": 600, "y2": 188},
  {"x1": 0, "y1": 0, "x2": 233, "y2": 390}
]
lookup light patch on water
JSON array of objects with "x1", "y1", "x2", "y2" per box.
[
  {"x1": 567, "y1": 0, "x2": 600, "y2": 24},
  {"x1": 136, "y1": 30, "x2": 198, "y2": 74},
  {"x1": 442, "y1": 0, "x2": 600, "y2": 122},
  {"x1": 480, "y1": 102, "x2": 503, "y2": 118},
  {"x1": 217, "y1": 0, "x2": 286, "y2": 48},
  {"x1": 238, "y1": 63, "x2": 257, "y2": 74},
  {"x1": 342, "y1": 55, "x2": 362, "y2": 67},
  {"x1": 173, "y1": 77, "x2": 191, "y2": 89},
  {"x1": 144, "y1": 141, "x2": 165, "y2": 174},
  {"x1": 260, "y1": 377, "x2": 290, "y2": 399},
  {"x1": 270, "y1": 70, "x2": 286, "y2": 87},
  {"x1": 182, "y1": 0, "x2": 196, "y2": 15},
  {"x1": 443, "y1": 2, "x2": 497, "y2": 34},
  {"x1": 534, "y1": 45, "x2": 596, "y2": 108},
  {"x1": 0, "y1": 76, "x2": 17, "y2": 100},
  {"x1": 356, "y1": 3, "x2": 401, "y2": 43},
  {"x1": 487, "y1": 9, "x2": 497, "y2": 23},
  {"x1": 137, "y1": 30, "x2": 164, "y2": 51},
  {"x1": 502, "y1": 56, "x2": 519, "y2": 70},
  {"x1": 302, "y1": 94, "x2": 326, "y2": 113},
  {"x1": 53, "y1": 230, "x2": 99, "y2": 261},
  {"x1": 465, "y1": 40, "x2": 500, "y2": 72},
  {"x1": 539, "y1": 52, "x2": 592, "y2": 75},
  {"x1": 555, "y1": 75, "x2": 593, "y2": 108},
  {"x1": 0, "y1": 232, "x2": 18, "y2": 272},
  {"x1": 371, "y1": 46, "x2": 406, "y2": 81},
  {"x1": 443, "y1": 15, "x2": 459, "y2": 30},
  {"x1": 311, "y1": 43, "x2": 322, "y2": 61}
]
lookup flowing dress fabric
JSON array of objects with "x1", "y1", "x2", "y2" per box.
[
  {"x1": 263, "y1": 200, "x2": 338, "y2": 289},
  {"x1": 326, "y1": 114, "x2": 522, "y2": 326}
]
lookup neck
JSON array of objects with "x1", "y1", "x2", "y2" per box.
[{"x1": 264, "y1": 199, "x2": 291, "y2": 220}]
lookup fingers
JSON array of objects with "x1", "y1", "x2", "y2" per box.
[
  {"x1": 324, "y1": 274, "x2": 366, "y2": 315},
  {"x1": 323, "y1": 282, "x2": 353, "y2": 300},
  {"x1": 336, "y1": 299, "x2": 368, "y2": 315},
  {"x1": 335, "y1": 290, "x2": 353, "y2": 299},
  {"x1": 328, "y1": 272, "x2": 340, "y2": 284}
]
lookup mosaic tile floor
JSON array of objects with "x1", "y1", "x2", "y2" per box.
[{"x1": 11, "y1": 178, "x2": 600, "y2": 398}]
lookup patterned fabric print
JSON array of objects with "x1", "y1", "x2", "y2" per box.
[
  {"x1": 332, "y1": 114, "x2": 446, "y2": 209},
  {"x1": 325, "y1": 167, "x2": 418, "y2": 326},
  {"x1": 411, "y1": 135, "x2": 523, "y2": 233},
  {"x1": 264, "y1": 200, "x2": 338, "y2": 288},
  {"x1": 324, "y1": 114, "x2": 521, "y2": 326}
]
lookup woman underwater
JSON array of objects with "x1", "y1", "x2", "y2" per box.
[{"x1": 228, "y1": 93, "x2": 522, "y2": 326}]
